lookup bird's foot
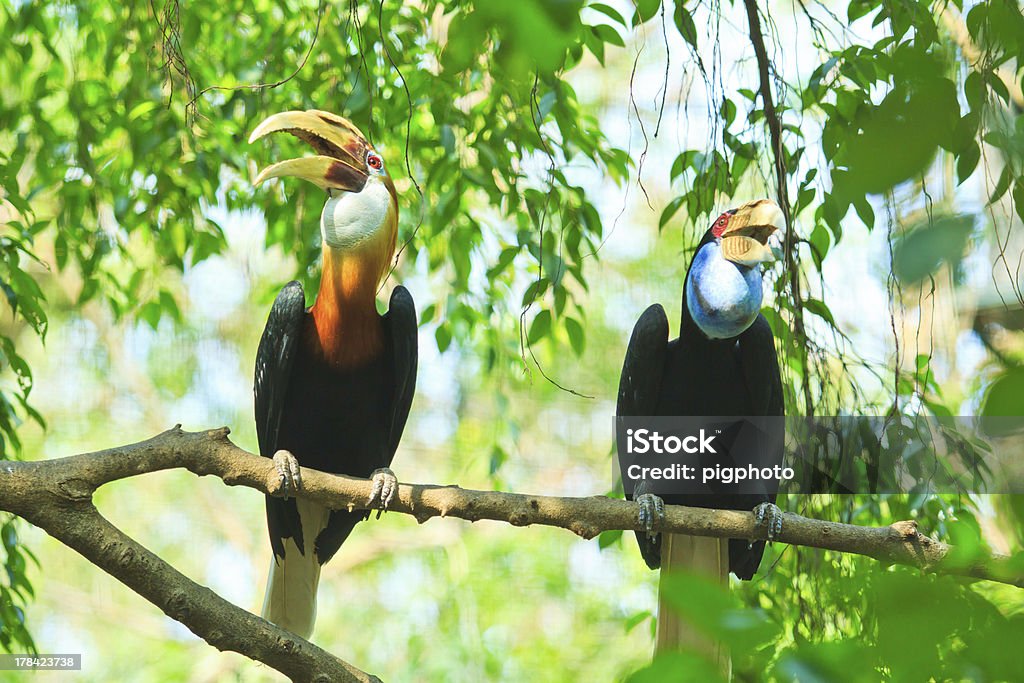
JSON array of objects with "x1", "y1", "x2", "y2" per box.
[
  {"x1": 368, "y1": 467, "x2": 398, "y2": 519},
  {"x1": 636, "y1": 493, "x2": 665, "y2": 541},
  {"x1": 751, "y1": 502, "x2": 783, "y2": 547},
  {"x1": 273, "y1": 450, "x2": 303, "y2": 500}
]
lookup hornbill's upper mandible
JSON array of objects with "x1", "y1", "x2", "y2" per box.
[
  {"x1": 249, "y1": 110, "x2": 417, "y2": 639},
  {"x1": 617, "y1": 199, "x2": 785, "y2": 664}
]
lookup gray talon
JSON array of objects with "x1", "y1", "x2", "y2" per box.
[
  {"x1": 369, "y1": 467, "x2": 398, "y2": 519},
  {"x1": 636, "y1": 493, "x2": 665, "y2": 541},
  {"x1": 753, "y1": 502, "x2": 783, "y2": 542},
  {"x1": 272, "y1": 450, "x2": 302, "y2": 500}
]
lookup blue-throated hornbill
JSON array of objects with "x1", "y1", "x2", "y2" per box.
[
  {"x1": 617, "y1": 199, "x2": 785, "y2": 661},
  {"x1": 249, "y1": 110, "x2": 417, "y2": 639}
]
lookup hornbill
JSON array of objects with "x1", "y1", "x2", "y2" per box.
[
  {"x1": 617, "y1": 199, "x2": 785, "y2": 662},
  {"x1": 249, "y1": 110, "x2": 417, "y2": 639}
]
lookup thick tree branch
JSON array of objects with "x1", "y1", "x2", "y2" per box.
[
  {"x1": 2, "y1": 422, "x2": 1020, "y2": 626},
  {"x1": 0, "y1": 430, "x2": 379, "y2": 683}
]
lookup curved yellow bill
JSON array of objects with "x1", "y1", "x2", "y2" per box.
[
  {"x1": 253, "y1": 156, "x2": 368, "y2": 192},
  {"x1": 721, "y1": 198, "x2": 785, "y2": 265},
  {"x1": 721, "y1": 235, "x2": 774, "y2": 266},
  {"x1": 249, "y1": 109, "x2": 371, "y2": 193}
]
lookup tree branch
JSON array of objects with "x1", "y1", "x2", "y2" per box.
[
  {"x1": 1, "y1": 420, "x2": 1019, "y2": 635},
  {"x1": 2, "y1": 429, "x2": 1021, "y2": 680},
  {"x1": 1, "y1": 429, "x2": 380, "y2": 683}
]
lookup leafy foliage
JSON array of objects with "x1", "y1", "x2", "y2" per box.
[
  {"x1": 627, "y1": 562, "x2": 1024, "y2": 683},
  {"x1": 1, "y1": 0, "x2": 1023, "y2": 676},
  {"x1": 0, "y1": 0, "x2": 637, "y2": 653}
]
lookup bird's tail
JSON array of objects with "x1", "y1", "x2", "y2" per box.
[
  {"x1": 655, "y1": 533, "x2": 731, "y2": 675},
  {"x1": 261, "y1": 499, "x2": 330, "y2": 639}
]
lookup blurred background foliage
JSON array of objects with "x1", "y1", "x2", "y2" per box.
[{"x1": 1, "y1": 0, "x2": 1024, "y2": 680}]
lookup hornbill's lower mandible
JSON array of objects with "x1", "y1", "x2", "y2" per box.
[
  {"x1": 617, "y1": 199, "x2": 785, "y2": 665},
  {"x1": 249, "y1": 110, "x2": 417, "y2": 639}
]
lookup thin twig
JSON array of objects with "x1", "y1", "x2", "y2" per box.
[{"x1": 742, "y1": 0, "x2": 815, "y2": 418}]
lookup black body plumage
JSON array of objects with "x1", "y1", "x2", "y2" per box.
[
  {"x1": 617, "y1": 228, "x2": 784, "y2": 580},
  {"x1": 254, "y1": 281, "x2": 417, "y2": 565}
]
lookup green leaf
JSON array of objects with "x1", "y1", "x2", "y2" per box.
[
  {"x1": 435, "y1": 324, "x2": 452, "y2": 353},
  {"x1": 808, "y1": 56, "x2": 839, "y2": 96},
  {"x1": 803, "y1": 298, "x2": 837, "y2": 328},
  {"x1": 893, "y1": 215, "x2": 975, "y2": 285},
  {"x1": 720, "y1": 98, "x2": 736, "y2": 128},
  {"x1": 127, "y1": 101, "x2": 158, "y2": 122},
  {"x1": 659, "y1": 196, "x2": 685, "y2": 229},
  {"x1": 139, "y1": 301, "x2": 162, "y2": 330},
  {"x1": 590, "y1": 23, "x2": 625, "y2": 48},
  {"x1": 964, "y1": 70, "x2": 985, "y2": 111},
  {"x1": 847, "y1": 0, "x2": 876, "y2": 22},
  {"x1": 527, "y1": 309, "x2": 552, "y2": 344},
  {"x1": 584, "y1": 29, "x2": 606, "y2": 64},
  {"x1": 565, "y1": 316, "x2": 585, "y2": 355},
  {"x1": 673, "y1": 2, "x2": 697, "y2": 49},
  {"x1": 670, "y1": 151, "x2": 692, "y2": 180},
  {"x1": 989, "y1": 165, "x2": 1012, "y2": 205},
  {"x1": 597, "y1": 528, "x2": 622, "y2": 549},
  {"x1": 634, "y1": 0, "x2": 660, "y2": 26},
  {"x1": 521, "y1": 278, "x2": 550, "y2": 307},
  {"x1": 588, "y1": 3, "x2": 627, "y2": 27},
  {"x1": 956, "y1": 142, "x2": 980, "y2": 185},
  {"x1": 852, "y1": 196, "x2": 875, "y2": 229},
  {"x1": 418, "y1": 304, "x2": 437, "y2": 325},
  {"x1": 622, "y1": 610, "x2": 652, "y2": 633},
  {"x1": 808, "y1": 223, "x2": 831, "y2": 267}
]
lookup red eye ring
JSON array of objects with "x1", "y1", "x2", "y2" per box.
[
  {"x1": 712, "y1": 212, "x2": 731, "y2": 237},
  {"x1": 367, "y1": 153, "x2": 383, "y2": 170}
]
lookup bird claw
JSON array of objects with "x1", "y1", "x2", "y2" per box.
[
  {"x1": 273, "y1": 450, "x2": 302, "y2": 500},
  {"x1": 752, "y1": 502, "x2": 783, "y2": 546},
  {"x1": 636, "y1": 493, "x2": 665, "y2": 541},
  {"x1": 368, "y1": 467, "x2": 398, "y2": 519}
]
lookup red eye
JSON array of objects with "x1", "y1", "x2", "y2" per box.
[
  {"x1": 712, "y1": 213, "x2": 731, "y2": 237},
  {"x1": 367, "y1": 153, "x2": 383, "y2": 170}
]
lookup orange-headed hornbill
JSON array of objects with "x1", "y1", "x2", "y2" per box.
[
  {"x1": 249, "y1": 110, "x2": 416, "y2": 639},
  {"x1": 617, "y1": 199, "x2": 785, "y2": 660}
]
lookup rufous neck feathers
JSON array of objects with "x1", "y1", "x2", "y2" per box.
[{"x1": 309, "y1": 232, "x2": 395, "y2": 368}]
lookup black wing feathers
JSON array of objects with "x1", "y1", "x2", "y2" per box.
[
  {"x1": 617, "y1": 304, "x2": 670, "y2": 419},
  {"x1": 383, "y1": 285, "x2": 418, "y2": 462},
  {"x1": 616, "y1": 304, "x2": 670, "y2": 570},
  {"x1": 254, "y1": 281, "x2": 306, "y2": 559},
  {"x1": 255, "y1": 281, "x2": 306, "y2": 457}
]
